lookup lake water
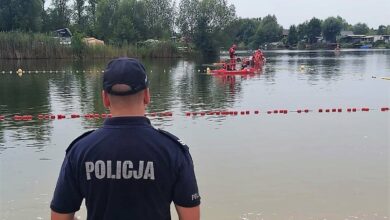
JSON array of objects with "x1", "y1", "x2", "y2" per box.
[{"x1": 0, "y1": 50, "x2": 389, "y2": 220}]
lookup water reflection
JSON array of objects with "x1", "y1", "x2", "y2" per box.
[
  {"x1": 144, "y1": 59, "x2": 179, "y2": 113},
  {"x1": 1, "y1": 50, "x2": 389, "y2": 151},
  {"x1": 0, "y1": 50, "x2": 389, "y2": 219}
]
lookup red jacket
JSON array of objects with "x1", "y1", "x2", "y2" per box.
[{"x1": 229, "y1": 47, "x2": 236, "y2": 58}]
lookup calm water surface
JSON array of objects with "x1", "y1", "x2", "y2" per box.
[{"x1": 0, "y1": 50, "x2": 389, "y2": 220}]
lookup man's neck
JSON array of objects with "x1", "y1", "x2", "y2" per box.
[{"x1": 109, "y1": 108, "x2": 146, "y2": 117}]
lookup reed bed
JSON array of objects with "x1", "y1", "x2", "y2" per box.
[
  {"x1": 0, "y1": 32, "x2": 180, "y2": 59},
  {"x1": 0, "y1": 32, "x2": 72, "y2": 59}
]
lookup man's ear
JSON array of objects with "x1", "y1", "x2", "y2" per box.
[
  {"x1": 102, "y1": 90, "x2": 111, "y2": 108},
  {"x1": 144, "y1": 89, "x2": 151, "y2": 105}
]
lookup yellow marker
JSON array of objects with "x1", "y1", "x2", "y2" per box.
[
  {"x1": 381, "y1": 77, "x2": 390, "y2": 80},
  {"x1": 17, "y1": 69, "x2": 23, "y2": 77}
]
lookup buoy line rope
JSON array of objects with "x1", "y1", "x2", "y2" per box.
[{"x1": 0, "y1": 107, "x2": 388, "y2": 122}]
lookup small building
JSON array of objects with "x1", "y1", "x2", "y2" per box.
[
  {"x1": 383, "y1": 35, "x2": 390, "y2": 43},
  {"x1": 340, "y1": 35, "x2": 366, "y2": 44},
  {"x1": 83, "y1": 37, "x2": 104, "y2": 46},
  {"x1": 362, "y1": 36, "x2": 374, "y2": 44},
  {"x1": 340, "y1": 31, "x2": 354, "y2": 37},
  {"x1": 54, "y1": 28, "x2": 72, "y2": 45},
  {"x1": 371, "y1": 35, "x2": 390, "y2": 43}
]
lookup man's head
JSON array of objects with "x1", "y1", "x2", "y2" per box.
[{"x1": 102, "y1": 57, "x2": 150, "y2": 115}]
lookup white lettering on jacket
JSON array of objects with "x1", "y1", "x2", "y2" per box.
[{"x1": 85, "y1": 160, "x2": 155, "y2": 180}]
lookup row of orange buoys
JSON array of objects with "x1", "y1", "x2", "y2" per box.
[{"x1": 0, "y1": 107, "x2": 388, "y2": 122}]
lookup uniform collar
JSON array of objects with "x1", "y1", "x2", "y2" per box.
[{"x1": 103, "y1": 116, "x2": 151, "y2": 126}]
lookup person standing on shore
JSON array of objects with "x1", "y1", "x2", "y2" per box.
[{"x1": 50, "y1": 57, "x2": 201, "y2": 220}]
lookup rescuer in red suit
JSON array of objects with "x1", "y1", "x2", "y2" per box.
[{"x1": 229, "y1": 44, "x2": 237, "y2": 70}]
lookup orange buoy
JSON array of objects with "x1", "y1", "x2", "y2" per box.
[{"x1": 381, "y1": 107, "x2": 389, "y2": 112}]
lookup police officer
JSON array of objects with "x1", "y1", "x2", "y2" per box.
[{"x1": 51, "y1": 58, "x2": 201, "y2": 220}]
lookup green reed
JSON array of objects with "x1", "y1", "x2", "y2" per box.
[{"x1": 0, "y1": 32, "x2": 180, "y2": 59}]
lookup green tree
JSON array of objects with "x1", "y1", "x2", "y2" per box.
[
  {"x1": 144, "y1": 0, "x2": 175, "y2": 39},
  {"x1": 177, "y1": 0, "x2": 200, "y2": 41},
  {"x1": 252, "y1": 15, "x2": 283, "y2": 47},
  {"x1": 178, "y1": 0, "x2": 236, "y2": 55},
  {"x1": 85, "y1": 0, "x2": 98, "y2": 35},
  {"x1": 336, "y1": 16, "x2": 352, "y2": 31},
  {"x1": 322, "y1": 17, "x2": 343, "y2": 43},
  {"x1": 130, "y1": 1, "x2": 148, "y2": 41},
  {"x1": 96, "y1": 0, "x2": 119, "y2": 41},
  {"x1": 235, "y1": 18, "x2": 261, "y2": 47},
  {"x1": 297, "y1": 22, "x2": 308, "y2": 42},
  {"x1": 73, "y1": 0, "x2": 86, "y2": 31},
  {"x1": 0, "y1": 0, "x2": 42, "y2": 31},
  {"x1": 112, "y1": 0, "x2": 145, "y2": 43},
  {"x1": 287, "y1": 25, "x2": 298, "y2": 46},
  {"x1": 306, "y1": 17, "x2": 322, "y2": 44},
  {"x1": 51, "y1": 0, "x2": 71, "y2": 29},
  {"x1": 353, "y1": 23, "x2": 369, "y2": 35},
  {"x1": 377, "y1": 25, "x2": 387, "y2": 35},
  {"x1": 43, "y1": 0, "x2": 71, "y2": 31},
  {"x1": 72, "y1": 32, "x2": 86, "y2": 59}
]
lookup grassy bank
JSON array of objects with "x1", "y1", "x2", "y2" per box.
[{"x1": 0, "y1": 32, "x2": 181, "y2": 59}]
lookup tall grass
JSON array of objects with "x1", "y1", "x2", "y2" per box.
[
  {"x1": 0, "y1": 32, "x2": 181, "y2": 59},
  {"x1": 0, "y1": 32, "x2": 72, "y2": 59},
  {"x1": 137, "y1": 41, "x2": 180, "y2": 58}
]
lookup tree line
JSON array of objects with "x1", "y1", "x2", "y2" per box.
[
  {"x1": 1, "y1": 0, "x2": 389, "y2": 55},
  {"x1": 225, "y1": 16, "x2": 390, "y2": 49}
]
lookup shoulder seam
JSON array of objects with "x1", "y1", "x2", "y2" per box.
[
  {"x1": 66, "y1": 130, "x2": 95, "y2": 154},
  {"x1": 157, "y1": 129, "x2": 189, "y2": 152}
]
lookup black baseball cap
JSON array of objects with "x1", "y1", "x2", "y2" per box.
[{"x1": 103, "y1": 57, "x2": 149, "y2": 96}]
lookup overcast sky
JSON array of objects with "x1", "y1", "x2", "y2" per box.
[{"x1": 227, "y1": 0, "x2": 390, "y2": 28}]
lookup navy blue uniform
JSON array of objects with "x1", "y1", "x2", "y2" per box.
[{"x1": 51, "y1": 117, "x2": 200, "y2": 220}]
